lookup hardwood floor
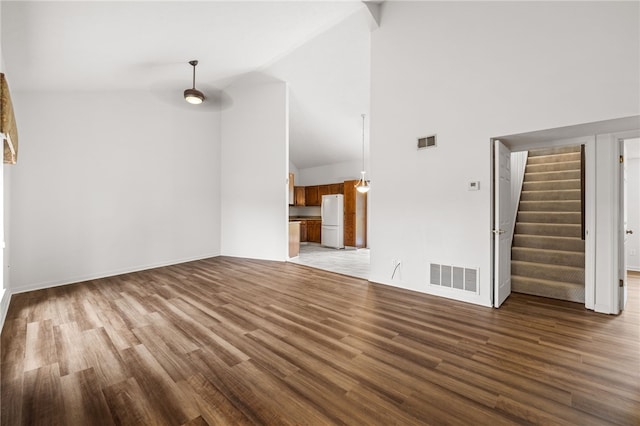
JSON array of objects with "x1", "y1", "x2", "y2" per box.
[{"x1": 2, "y1": 258, "x2": 639, "y2": 425}]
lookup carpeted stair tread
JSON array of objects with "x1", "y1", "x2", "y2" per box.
[
  {"x1": 516, "y1": 211, "x2": 581, "y2": 224},
  {"x1": 513, "y1": 234, "x2": 584, "y2": 252},
  {"x1": 526, "y1": 152, "x2": 581, "y2": 165},
  {"x1": 528, "y1": 146, "x2": 581, "y2": 157},
  {"x1": 522, "y1": 179, "x2": 580, "y2": 191},
  {"x1": 512, "y1": 247, "x2": 584, "y2": 268},
  {"x1": 515, "y1": 222, "x2": 581, "y2": 238},
  {"x1": 520, "y1": 189, "x2": 581, "y2": 201},
  {"x1": 511, "y1": 275, "x2": 585, "y2": 303},
  {"x1": 524, "y1": 170, "x2": 581, "y2": 182},
  {"x1": 511, "y1": 260, "x2": 584, "y2": 284},
  {"x1": 518, "y1": 200, "x2": 580, "y2": 212},
  {"x1": 525, "y1": 160, "x2": 580, "y2": 174}
]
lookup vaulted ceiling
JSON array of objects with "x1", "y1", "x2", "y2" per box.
[{"x1": 1, "y1": 1, "x2": 371, "y2": 170}]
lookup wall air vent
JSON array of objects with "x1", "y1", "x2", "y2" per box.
[
  {"x1": 429, "y1": 263, "x2": 478, "y2": 294},
  {"x1": 418, "y1": 135, "x2": 437, "y2": 150}
]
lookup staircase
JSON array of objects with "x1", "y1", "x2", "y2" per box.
[{"x1": 511, "y1": 145, "x2": 585, "y2": 303}]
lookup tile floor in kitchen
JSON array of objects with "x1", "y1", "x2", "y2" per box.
[{"x1": 288, "y1": 243, "x2": 369, "y2": 279}]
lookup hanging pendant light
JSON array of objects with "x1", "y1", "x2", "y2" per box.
[
  {"x1": 355, "y1": 114, "x2": 370, "y2": 193},
  {"x1": 184, "y1": 60, "x2": 205, "y2": 105}
]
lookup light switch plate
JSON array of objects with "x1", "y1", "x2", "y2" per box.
[{"x1": 468, "y1": 181, "x2": 480, "y2": 191}]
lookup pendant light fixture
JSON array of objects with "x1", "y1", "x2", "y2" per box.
[
  {"x1": 355, "y1": 113, "x2": 370, "y2": 194},
  {"x1": 184, "y1": 60, "x2": 205, "y2": 105}
]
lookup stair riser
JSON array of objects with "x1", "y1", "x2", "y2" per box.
[
  {"x1": 512, "y1": 277, "x2": 585, "y2": 303},
  {"x1": 518, "y1": 200, "x2": 580, "y2": 212},
  {"x1": 524, "y1": 170, "x2": 581, "y2": 182},
  {"x1": 528, "y1": 146, "x2": 581, "y2": 157},
  {"x1": 526, "y1": 161, "x2": 580, "y2": 174},
  {"x1": 522, "y1": 180, "x2": 580, "y2": 191},
  {"x1": 517, "y1": 211, "x2": 581, "y2": 224},
  {"x1": 515, "y1": 223, "x2": 581, "y2": 238},
  {"x1": 513, "y1": 235, "x2": 584, "y2": 252},
  {"x1": 520, "y1": 190, "x2": 581, "y2": 201},
  {"x1": 526, "y1": 152, "x2": 581, "y2": 165},
  {"x1": 512, "y1": 262, "x2": 584, "y2": 284},
  {"x1": 512, "y1": 248, "x2": 585, "y2": 268}
]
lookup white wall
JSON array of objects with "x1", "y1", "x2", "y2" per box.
[
  {"x1": 264, "y1": 9, "x2": 371, "y2": 170},
  {"x1": 370, "y1": 2, "x2": 640, "y2": 306},
  {"x1": 9, "y1": 91, "x2": 221, "y2": 292},
  {"x1": 626, "y1": 149, "x2": 640, "y2": 271},
  {"x1": 0, "y1": 1, "x2": 12, "y2": 330},
  {"x1": 221, "y1": 77, "x2": 288, "y2": 261},
  {"x1": 298, "y1": 159, "x2": 361, "y2": 186}
]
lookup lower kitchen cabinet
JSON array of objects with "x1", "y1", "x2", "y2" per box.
[
  {"x1": 307, "y1": 220, "x2": 321, "y2": 243},
  {"x1": 299, "y1": 220, "x2": 308, "y2": 242},
  {"x1": 288, "y1": 221, "x2": 300, "y2": 258}
]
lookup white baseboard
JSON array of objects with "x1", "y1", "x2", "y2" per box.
[
  {"x1": 11, "y1": 252, "x2": 221, "y2": 295},
  {"x1": 368, "y1": 274, "x2": 492, "y2": 308},
  {"x1": 0, "y1": 289, "x2": 12, "y2": 333}
]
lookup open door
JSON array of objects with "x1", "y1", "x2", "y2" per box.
[{"x1": 494, "y1": 140, "x2": 512, "y2": 307}]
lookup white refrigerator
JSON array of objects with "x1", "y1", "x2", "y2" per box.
[{"x1": 321, "y1": 194, "x2": 344, "y2": 249}]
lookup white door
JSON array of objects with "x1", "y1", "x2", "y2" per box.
[
  {"x1": 619, "y1": 139, "x2": 628, "y2": 311},
  {"x1": 494, "y1": 140, "x2": 512, "y2": 307}
]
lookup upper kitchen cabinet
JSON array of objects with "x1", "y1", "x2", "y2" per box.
[
  {"x1": 305, "y1": 186, "x2": 320, "y2": 206},
  {"x1": 294, "y1": 186, "x2": 306, "y2": 206},
  {"x1": 288, "y1": 173, "x2": 295, "y2": 206},
  {"x1": 318, "y1": 185, "x2": 331, "y2": 200},
  {"x1": 329, "y1": 183, "x2": 344, "y2": 195}
]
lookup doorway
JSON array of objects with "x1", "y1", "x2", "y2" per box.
[{"x1": 492, "y1": 116, "x2": 640, "y2": 311}]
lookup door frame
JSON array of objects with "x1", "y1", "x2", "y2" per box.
[
  {"x1": 491, "y1": 136, "x2": 594, "y2": 309},
  {"x1": 613, "y1": 131, "x2": 640, "y2": 312}
]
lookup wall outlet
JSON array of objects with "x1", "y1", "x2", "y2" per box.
[{"x1": 392, "y1": 259, "x2": 401, "y2": 267}]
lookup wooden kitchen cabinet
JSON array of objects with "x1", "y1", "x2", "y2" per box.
[
  {"x1": 288, "y1": 173, "x2": 295, "y2": 206},
  {"x1": 328, "y1": 183, "x2": 343, "y2": 195},
  {"x1": 294, "y1": 186, "x2": 306, "y2": 206},
  {"x1": 299, "y1": 220, "x2": 308, "y2": 242},
  {"x1": 343, "y1": 180, "x2": 367, "y2": 248},
  {"x1": 317, "y1": 185, "x2": 330, "y2": 200},
  {"x1": 305, "y1": 186, "x2": 320, "y2": 206},
  {"x1": 307, "y1": 219, "x2": 321, "y2": 243}
]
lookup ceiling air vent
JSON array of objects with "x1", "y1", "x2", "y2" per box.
[{"x1": 417, "y1": 135, "x2": 437, "y2": 150}]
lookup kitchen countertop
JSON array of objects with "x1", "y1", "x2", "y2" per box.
[{"x1": 289, "y1": 216, "x2": 321, "y2": 221}]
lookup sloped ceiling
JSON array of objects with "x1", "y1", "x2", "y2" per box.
[{"x1": 1, "y1": 1, "x2": 371, "y2": 170}]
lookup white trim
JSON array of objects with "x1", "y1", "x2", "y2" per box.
[
  {"x1": 614, "y1": 130, "x2": 640, "y2": 312},
  {"x1": 584, "y1": 138, "x2": 596, "y2": 310},
  {"x1": 369, "y1": 274, "x2": 492, "y2": 308},
  {"x1": 502, "y1": 136, "x2": 590, "y2": 153},
  {"x1": 0, "y1": 289, "x2": 11, "y2": 332},
  {"x1": 11, "y1": 253, "x2": 221, "y2": 295}
]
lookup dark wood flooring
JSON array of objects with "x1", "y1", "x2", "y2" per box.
[{"x1": 1, "y1": 257, "x2": 639, "y2": 425}]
